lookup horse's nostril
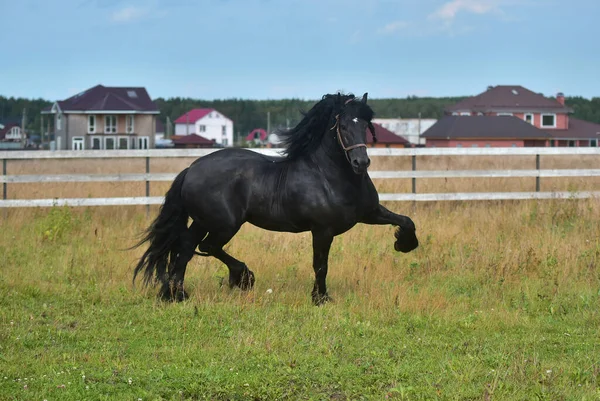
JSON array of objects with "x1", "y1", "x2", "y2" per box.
[{"x1": 352, "y1": 159, "x2": 360, "y2": 167}]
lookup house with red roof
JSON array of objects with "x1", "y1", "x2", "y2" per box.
[
  {"x1": 368, "y1": 123, "x2": 411, "y2": 148},
  {"x1": 174, "y1": 108, "x2": 233, "y2": 147},
  {"x1": 41, "y1": 84, "x2": 160, "y2": 150},
  {"x1": 423, "y1": 85, "x2": 600, "y2": 148}
]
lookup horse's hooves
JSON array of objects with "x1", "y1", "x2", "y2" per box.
[
  {"x1": 159, "y1": 287, "x2": 189, "y2": 302},
  {"x1": 230, "y1": 270, "x2": 256, "y2": 291},
  {"x1": 312, "y1": 293, "x2": 333, "y2": 306}
]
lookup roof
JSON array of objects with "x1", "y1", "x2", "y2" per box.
[
  {"x1": 547, "y1": 117, "x2": 600, "y2": 139},
  {"x1": 246, "y1": 128, "x2": 267, "y2": 141},
  {"x1": 170, "y1": 134, "x2": 215, "y2": 145},
  {"x1": 446, "y1": 85, "x2": 572, "y2": 113},
  {"x1": 43, "y1": 84, "x2": 159, "y2": 114},
  {"x1": 0, "y1": 123, "x2": 19, "y2": 140},
  {"x1": 422, "y1": 116, "x2": 551, "y2": 140},
  {"x1": 174, "y1": 109, "x2": 215, "y2": 124},
  {"x1": 369, "y1": 123, "x2": 410, "y2": 145},
  {"x1": 155, "y1": 119, "x2": 165, "y2": 133}
]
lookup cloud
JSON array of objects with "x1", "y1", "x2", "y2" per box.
[
  {"x1": 377, "y1": 20, "x2": 411, "y2": 35},
  {"x1": 429, "y1": 0, "x2": 503, "y2": 21},
  {"x1": 110, "y1": 5, "x2": 150, "y2": 22}
]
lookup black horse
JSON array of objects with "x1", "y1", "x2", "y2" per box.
[{"x1": 134, "y1": 93, "x2": 418, "y2": 305}]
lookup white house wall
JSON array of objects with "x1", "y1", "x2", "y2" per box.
[{"x1": 174, "y1": 111, "x2": 234, "y2": 147}]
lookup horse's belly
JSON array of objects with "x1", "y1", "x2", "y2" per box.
[{"x1": 246, "y1": 215, "x2": 310, "y2": 233}]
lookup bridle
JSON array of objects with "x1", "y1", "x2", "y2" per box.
[{"x1": 329, "y1": 99, "x2": 368, "y2": 161}]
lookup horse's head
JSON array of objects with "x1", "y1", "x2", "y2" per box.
[{"x1": 333, "y1": 93, "x2": 376, "y2": 175}]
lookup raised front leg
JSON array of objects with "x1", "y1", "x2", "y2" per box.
[
  {"x1": 311, "y1": 230, "x2": 334, "y2": 305},
  {"x1": 360, "y1": 204, "x2": 419, "y2": 253}
]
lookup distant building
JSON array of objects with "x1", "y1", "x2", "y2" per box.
[
  {"x1": 41, "y1": 84, "x2": 160, "y2": 150},
  {"x1": 372, "y1": 118, "x2": 436, "y2": 146},
  {"x1": 0, "y1": 123, "x2": 26, "y2": 149},
  {"x1": 174, "y1": 108, "x2": 233, "y2": 147},
  {"x1": 423, "y1": 85, "x2": 600, "y2": 147},
  {"x1": 368, "y1": 123, "x2": 411, "y2": 148}
]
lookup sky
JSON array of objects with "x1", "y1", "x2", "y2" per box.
[{"x1": 1, "y1": 0, "x2": 599, "y2": 101}]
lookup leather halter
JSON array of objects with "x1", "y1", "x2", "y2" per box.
[{"x1": 330, "y1": 99, "x2": 368, "y2": 160}]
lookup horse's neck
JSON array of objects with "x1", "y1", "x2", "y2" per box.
[{"x1": 311, "y1": 140, "x2": 358, "y2": 180}]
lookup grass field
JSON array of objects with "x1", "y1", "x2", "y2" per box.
[{"x1": 1, "y1": 197, "x2": 599, "y2": 400}]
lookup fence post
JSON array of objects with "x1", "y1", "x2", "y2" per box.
[
  {"x1": 535, "y1": 154, "x2": 540, "y2": 192},
  {"x1": 2, "y1": 159, "x2": 6, "y2": 200},
  {"x1": 145, "y1": 156, "x2": 150, "y2": 217},
  {"x1": 411, "y1": 154, "x2": 417, "y2": 194}
]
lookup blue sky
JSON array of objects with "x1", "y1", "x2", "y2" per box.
[{"x1": 1, "y1": 0, "x2": 599, "y2": 101}]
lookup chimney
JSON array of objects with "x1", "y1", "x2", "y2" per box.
[
  {"x1": 487, "y1": 85, "x2": 494, "y2": 91},
  {"x1": 556, "y1": 92, "x2": 565, "y2": 105}
]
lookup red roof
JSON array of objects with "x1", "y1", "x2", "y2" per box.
[
  {"x1": 246, "y1": 128, "x2": 268, "y2": 141},
  {"x1": 174, "y1": 109, "x2": 215, "y2": 124},
  {"x1": 171, "y1": 134, "x2": 215, "y2": 145},
  {"x1": 368, "y1": 123, "x2": 410, "y2": 145}
]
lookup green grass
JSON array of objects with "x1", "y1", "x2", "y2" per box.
[{"x1": 1, "y1": 201, "x2": 600, "y2": 400}]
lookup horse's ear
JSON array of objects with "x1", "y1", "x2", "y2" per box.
[
  {"x1": 361, "y1": 93, "x2": 368, "y2": 104},
  {"x1": 368, "y1": 122, "x2": 377, "y2": 143}
]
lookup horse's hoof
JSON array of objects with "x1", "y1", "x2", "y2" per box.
[
  {"x1": 312, "y1": 293, "x2": 332, "y2": 306},
  {"x1": 159, "y1": 286, "x2": 188, "y2": 302},
  {"x1": 230, "y1": 270, "x2": 256, "y2": 291},
  {"x1": 239, "y1": 270, "x2": 256, "y2": 291}
]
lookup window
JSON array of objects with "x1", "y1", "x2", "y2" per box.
[
  {"x1": 222, "y1": 125, "x2": 227, "y2": 136},
  {"x1": 511, "y1": 143, "x2": 517, "y2": 147},
  {"x1": 550, "y1": 139, "x2": 555, "y2": 147},
  {"x1": 222, "y1": 138, "x2": 228, "y2": 146},
  {"x1": 127, "y1": 90, "x2": 137, "y2": 98},
  {"x1": 118, "y1": 137, "x2": 130, "y2": 149},
  {"x1": 9, "y1": 127, "x2": 19, "y2": 138},
  {"x1": 104, "y1": 136, "x2": 116, "y2": 150},
  {"x1": 90, "y1": 137, "x2": 102, "y2": 150},
  {"x1": 485, "y1": 144, "x2": 491, "y2": 148},
  {"x1": 460, "y1": 112, "x2": 470, "y2": 116},
  {"x1": 452, "y1": 112, "x2": 458, "y2": 116},
  {"x1": 471, "y1": 144, "x2": 478, "y2": 147},
  {"x1": 591, "y1": 139, "x2": 598, "y2": 147},
  {"x1": 137, "y1": 136, "x2": 149, "y2": 150},
  {"x1": 524, "y1": 114, "x2": 533, "y2": 124},
  {"x1": 57, "y1": 113, "x2": 62, "y2": 130},
  {"x1": 105, "y1": 115, "x2": 117, "y2": 133},
  {"x1": 541, "y1": 114, "x2": 556, "y2": 128},
  {"x1": 199, "y1": 125, "x2": 206, "y2": 132},
  {"x1": 497, "y1": 113, "x2": 513, "y2": 116},
  {"x1": 88, "y1": 115, "x2": 96, "y2": 133},
  {"x1": 72, "y1": 137, "x2": 84, "y2": 150},
  {"x1": 456, "y1": 144, "x2": 462, "y2": 148},
  {"x1": 126, "y1": 115, "x2": 134, "y2": 134},
  {"x1": 568, "y1": 140, "x2": 575, "y2": 147}
]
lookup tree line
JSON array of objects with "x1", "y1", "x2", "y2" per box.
[{"x1": 2, "y1": 95, "x2": 600, "y2": 142}]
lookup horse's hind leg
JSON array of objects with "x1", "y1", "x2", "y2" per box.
[
  {"x1": 198, "y1": 230, "x2": 255, "y2": 290},
  {"x1": 160, "y1": 222, "x2": 207, "y2": 302}
]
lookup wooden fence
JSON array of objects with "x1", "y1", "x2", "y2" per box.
[{"x1": 1, "y1": 147, "x2": 600, "y2": 207}]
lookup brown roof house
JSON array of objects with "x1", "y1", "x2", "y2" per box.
[
  {"x1": 41, "y1": 84, "x2": 160, "y2": 150},
  {"x1": 423, "y1": 85, "x2": 600, "y2": 147}
]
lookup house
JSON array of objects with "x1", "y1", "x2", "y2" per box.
[
  {"x1": 170, "y1": 134, "x2": 215, "y2": 148},
  {"x1": 246, "y1": 128, "x2": 268, "y2": 146},
  {"x1": 41, "y1": 84, "x2": 160, "y2": 150},
  {"x1": 174, "y1": 108, "x2": 234, "y2": 147},
  {"x1": 422, "y1": 116, "x2": 551, "y2": 147},
  {"x1": 424, "y1": 85, "x2": 600, "y2": 147},
  {"x1": 372, "y1": 118, "x2": 437, "y2": 146},
  {"x1": 368, "y1": 123, "x2": 411, "y2": 148},
  {"x1": 0, "y1": 123, "x2": 24, "y2": 141}
]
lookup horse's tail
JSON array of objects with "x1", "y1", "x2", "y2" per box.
[{"x1": 133, "y1": 168, "x2": 190, "y2": 286}]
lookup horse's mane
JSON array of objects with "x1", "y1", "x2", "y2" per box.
[{"x1": 278, "y1": 93, "x2": 374, "y2": 159}]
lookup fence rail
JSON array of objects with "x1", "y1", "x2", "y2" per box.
[{"x1": 1, "y1": 147, "x2": 599, "y2": 208}]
